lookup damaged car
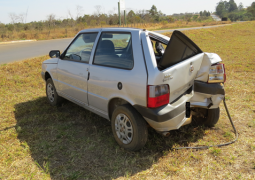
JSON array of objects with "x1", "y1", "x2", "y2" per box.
[{"x1": 41, "y1": 28, "x2": 226, "y2": 151}]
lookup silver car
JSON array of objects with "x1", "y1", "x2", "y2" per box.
[{"x1": 41, "y1": 28, "x2": 226, "y2": 151}]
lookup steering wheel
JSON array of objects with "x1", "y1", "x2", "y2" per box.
[{"x1": 69, "y1": 54, "x2": 82, "y2": 60}]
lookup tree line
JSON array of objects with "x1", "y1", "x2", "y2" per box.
[
  {"x1": 216, "y1": 0, "x2": 255, "y2": 21},
  {"x1": 0, "y1": 5, "x2": 213, "y2": 34}
]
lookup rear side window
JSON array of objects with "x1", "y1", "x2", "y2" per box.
[
  {"x1": 93, "y1": 32, "x2": 134, "y2": 69},
  {"x1": 63, "y1": 33, "x2": 98, "y2": 63}
]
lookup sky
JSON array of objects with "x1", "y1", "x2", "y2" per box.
[{"x1": 0, "y1": 0, "x2": 254, "y2": 24}]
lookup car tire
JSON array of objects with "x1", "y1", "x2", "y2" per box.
[
  {"x1": 192, "y1": 107, "x2": 220, "y2": 127},
  {"x1": 111, "y1": 104, "x2": 148, "y2": 151},
  {"x1": 46, "y1": 78, "x2": 63, "y2": 106},
  {"x1": 204, "y1": 108, "x2": 220, "y2": 127}
]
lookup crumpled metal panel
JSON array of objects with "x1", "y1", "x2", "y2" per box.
[
  {"x1": 195, "y1": 53, "x2": 222, "y2": 82},
  {"x1": 191, "y1": 92, "x2": 224, "y2": 109},
  {"x1": 190, "y1": 53, "x2": 224, "y2": 109}
]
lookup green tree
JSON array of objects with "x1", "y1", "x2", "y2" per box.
[
  {"x1": 238, "y1": 2, "x2": 244, "y2": 11},
  {"x1": 168, "y1": 16, "x2": 174, "y2": 22},
  {"x1": 109, "y1": 19, "x2": 113, "y2": 25},
  {"x1": 149, "y1": 5, "x2": 158, "y2": 16},
  {"x1": 229, "y1": 0, "x2": 238, "y2": 12},
  {"x1": 228, "y1": 12, "x2": 238, "y2": 21},
  {"x1": 224, "y1": 1, "x2": 230, "y2": 11},
  {"x1": 7, "y1": 24, "x2": 14, "y2": 31},
  {"x1": 90, "y1": 20, "x2": 96, "y2": 26},
  {"x1": 193, "y1": 15, "x2": 199, "y2": 21},
  {"x1": 247, "y1": 2, "x2": 255, "y2": 18},
  {"x1": 127, "y1": 10, "x2": 136, "y2": 18},
  {"x1": 216, "y1": 0, "x2": 237, "y2": 17},
  {"x1": 203, "y1": 10, "x2": 207, "y2": 16},
  {"x1": 216, "y1": 1, "x2": 227, "y2": 17},
  {"x1": 0, "y1": 22, "x2": 5, "y2": 29}
]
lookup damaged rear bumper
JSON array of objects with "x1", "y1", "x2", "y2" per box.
[
  {"x1": 191, "y1": 81, "x2": 225, "y2": 109},
  {"x1": 134, "y1": 91, "x2": 193, "y2": 132}
]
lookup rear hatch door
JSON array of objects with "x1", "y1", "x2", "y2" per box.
[
  {"x1": 157, "y1": 31, "x2": 204, "y2": 102},
  {"x1": 158, "y1": 30, "x2": 203, "y2": 70}
]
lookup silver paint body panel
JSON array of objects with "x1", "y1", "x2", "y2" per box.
[{"x1": 57, "y1": 60, "x2": 90, "y2": 105}]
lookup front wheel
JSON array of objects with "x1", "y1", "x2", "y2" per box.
[
  {"x1": 111, "y1": 104, "x2": 148, "y2": 151},
  {"x1": 46, "y1": 78, "x2": 63, "y2": 106},
  {"x1": 192, "y1": 107, "x2": 220, "y2": 127}
]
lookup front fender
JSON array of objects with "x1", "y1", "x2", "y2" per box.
[{"x1": 41, "y1": 58, "x2": 59, "y2": 88}]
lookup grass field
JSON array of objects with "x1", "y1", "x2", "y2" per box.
[
  {"x1": 0, "y1": 20, "x2": 231, "y2": 42},
  {"x1": 0, "y1": 22, "x2": 254, "y2": 179}
]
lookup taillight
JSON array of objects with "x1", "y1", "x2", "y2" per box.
[
  {"x1": 208, "y1": 63, "x2": 226, "y2": 83},
  {"x1": 147, "y1": 84, "x2": 170, "y2": 108}
]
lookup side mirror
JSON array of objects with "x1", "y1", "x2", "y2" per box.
[{"x1": 49, "y1": 50, "x2": 60, "y2": 58}]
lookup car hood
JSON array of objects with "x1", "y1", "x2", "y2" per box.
[{"x1": 42, "y1": 58, "x2": 59, "y2": 64}]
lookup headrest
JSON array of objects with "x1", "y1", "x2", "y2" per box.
[{"x1": 97, "y1": 40, "x2": 115, "y2": 54}]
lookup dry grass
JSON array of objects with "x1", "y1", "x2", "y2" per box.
[
  {"x1": 0, "y1": 20, "x2": 231, "y2": 42},
  {"x1": 0, "y1": 22, "x2": 254, "y2": 179}
]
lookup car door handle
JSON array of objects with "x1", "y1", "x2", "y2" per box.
[{"x1": 87, "y1": 72, "x2": 90, "y2": 80}]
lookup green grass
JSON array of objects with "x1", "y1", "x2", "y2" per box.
[{"x1": 0, "y1": 21, "x2": 255, "y2": 180}]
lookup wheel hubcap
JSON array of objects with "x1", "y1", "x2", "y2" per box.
[
  {"x1": 47, "y1": 83, "x2": 55, "y2": 102},
  {"x1": 115, "y1": 113, "x2": 133, "y2": 144}
]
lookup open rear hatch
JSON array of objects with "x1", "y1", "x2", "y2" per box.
[
  {"x1": 153, "y1": 31, "x2": 204, "y2": 103},
  {"x1": 158, "y1": 30, "x2": 203, "y2": 71}
]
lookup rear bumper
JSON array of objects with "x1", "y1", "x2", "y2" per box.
[
  {"x1": 144, "y1": 112, "x2": 192, "y2": 132},
  {"x1": 134, "y1": 90, "x2": 193, "y2": 132},
  {"x1": 190, "y1": 81, "x2": 225, "y2": 109}
]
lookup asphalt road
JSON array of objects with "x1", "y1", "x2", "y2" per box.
[
  {"x1": 0, "y1": 38, "x2": 73, "y2": 64},
  {"x1": 0, "y1": 24, "x2": 230, "y2": 64}
]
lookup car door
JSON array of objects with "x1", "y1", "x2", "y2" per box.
[{"x1": 57, "y1": 32, "x2": 99, "y2": 106}]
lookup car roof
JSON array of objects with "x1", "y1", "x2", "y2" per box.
[{"x1": 79, "y1": 27, "x2": 144, "y2": 33}]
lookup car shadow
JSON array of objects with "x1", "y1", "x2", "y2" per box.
[{"x1": 14, "y1": 97, "x2": 208, "y2": 179}]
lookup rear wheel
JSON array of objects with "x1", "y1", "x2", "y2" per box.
[
  {"x1": 111, "y1": 104, "x2": 148, "y2": 151},
  {"x1": 192, "y1": 107, "x2": 220, "y2": 127},
  {"x1": 46, "y1": 78, "x2": 63, "y2": 106}
]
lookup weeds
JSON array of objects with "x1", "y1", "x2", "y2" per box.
[
  {"x1": 248, "y1": 119, "x2": 255, "y2": 127},
  {"x1": 223, "y1": 131, "x2": 233, "y2": 139},
  {"x1": 209, "y1": 147, "x2": 222, "y2": 156}
]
